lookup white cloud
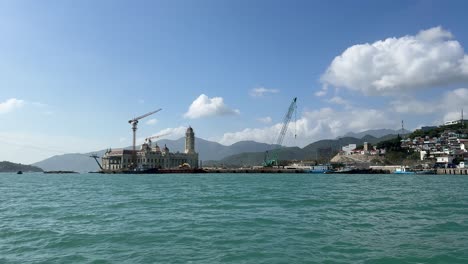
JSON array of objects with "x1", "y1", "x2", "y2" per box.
[
  {"x1": 443, "y1": 111, "x2": 462, "y2": 122},
  {"x1": 441, "y1": 88, "x2": 468, "y2": 109},
  {"x1": 219, "y1": 107, "x2": 396, "y2": 147},
  {"x1": 220, "y1": 125, "x2": 282, "y2": 146},
  {"x1": 249, "y1": 87, "x2": 280, "y2": 97},
  {"x1": 389, "y1": 88, "x2": 468, "y2": 123},
  {"x1": 184, "y1": 94, "x2": 240, "y2": 119},
  {"x1": 145, "y1": 118, "x2": 158, "y2": 125},
  {"x1": 417, "y1": 26, "x2": 453, "y2": 42},
  {"x1": 327, "y1": 96, "x2": 352, "y2": 108},
  {"x1": 119, "y1": 137, "x2": 127, "y2": 143},
  {"x1": 153, "y1": 126, "x2": 187, "y2": 140},
  {"x1": 390, "y1": 99, "x2": 437, "y2": 114},
  {"x1": 321, "y1": 26, "x2": 468, "y2": 95},
  {"x1": 257, "y1": 116, "x2": 272, "y2": 124},
  {"x1": 314, "y1": 85, "x2": 328, "y2": 97},
  {"x1": 0, "y1": 98, "x2": 25, "y2": 114},
  {"x1": 441, "y1": 88, "x2": 468, "y2": 121}
]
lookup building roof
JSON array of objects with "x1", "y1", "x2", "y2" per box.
[{"x1": 106, "y1": 149, "x2": 135, "y2": 155}]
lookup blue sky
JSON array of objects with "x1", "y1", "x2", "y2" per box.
[{"x1": 1, "y1": 0, "x2": 468, "y2": 163}]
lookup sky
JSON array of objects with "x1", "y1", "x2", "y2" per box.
[{"x1": 1, "y1": 0, "x2": 468, "y2": 164}]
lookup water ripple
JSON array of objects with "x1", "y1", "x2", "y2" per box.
[{"x1": 0, "y1": 173, "x2": 467, "y2": 263}]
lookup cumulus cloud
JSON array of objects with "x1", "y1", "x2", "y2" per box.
[
  {"x1": 145, "y1": 118, "x2": 158, "y2": 125},
  {"x1": 219, "y1": 107, "x2": 396, "y2": 147},
  {"x1": 249, "y1": 87, "x2": 280, "y2": 97},
  {"x1": 389, "y1": 88, "x2": 468, "y2": 123},
  {"x1": 184, "y1": 94, "x2": 240, "y2": 119},
  {"x1": 321, "y1": 26, "x2": 468, "y2": 95},
  {"x1": 0, "y1": 98, "x2": 25, "y2": 114},
  {"x1": 314, "y1": 85, "x2": 328, "y2": 97},
  {"x1": 257, "y1": 116, "x2": 272, "y2": 124},
  {"x1": 390, "y1": 99, "x2": 437, "y2": 114},
  {"x1": 153, "y1": 126, "x2": 187, "y2": 140},
  {"x1": 327, "y1": 96, "x2": 352, "y2": 108},
  {"x1": 441, "y1": 88, "x2": 468, "y2": 121},
  {"x1": 135, "y1": 126, "x2": 184, "y2": 145}
]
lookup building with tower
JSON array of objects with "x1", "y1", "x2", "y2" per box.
[
  {"x1": 185, "y1": 126, "x2": 195, "y2": 154},
  {"x1": 101, "y1": 127, "x2": 199, "y2": 171}
]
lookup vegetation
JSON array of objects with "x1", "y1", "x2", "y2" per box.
[
  {"x1": 375, "y1": 135, "x2": 423, "y2": 165},
  {"x1": 204, "y1": 134, "x2": 399, "y2": 167},
  {"x1": 376, "y1": 135, "x2": 404, "y2": 152},
  {"x1": 0, "y1": 161, "x2": 43, "y2": 173},
  {"x1": 409, "y1": 122, "x2": 468, "y2": 139}
]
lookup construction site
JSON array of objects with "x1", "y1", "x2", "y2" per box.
[
  {"x1": 90, "y1": 97, "x2": 300, "y2": 174},
  {"x1": 91, "y1": 109, "x2": 199, "y2": 173}
]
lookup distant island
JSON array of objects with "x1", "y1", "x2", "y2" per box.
[{"x1": 0, "y1": 161, "x2": 43, "y2": 173}]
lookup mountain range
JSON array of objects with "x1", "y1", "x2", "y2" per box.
[
  {"x1": 32, "y1": 129, "x2": 405, "y2": 172},
  {"x1": 203, "y1": 134, "x2": 397, "y2": 167},
  {"x1": 343, "y1": 128, "x2": 410, "y2": 139},
  {"x1": 32, "y1": 138, "x2": 278, "y2": 172}
]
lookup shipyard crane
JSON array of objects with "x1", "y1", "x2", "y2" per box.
[
  {"x1": 144, "y1": 132, "x2": 170, "y2": 146},
  {"x1": 263, "y1": 97, "x2": 297, "y2": 167},
  {"x1": 128, "y1": 108, "x2": 162, "y2": 169}
]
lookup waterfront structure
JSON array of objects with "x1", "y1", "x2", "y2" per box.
[{"x1": 102, "y1": 127, "x2": 199, "y2": 171}]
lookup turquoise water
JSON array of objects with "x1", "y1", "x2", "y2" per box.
[{"x1": 1, "y1": 173, "x2": 467, "y2": 263}]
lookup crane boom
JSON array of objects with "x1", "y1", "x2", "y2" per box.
[
  {"x1": 263, "y1": 97, "x2": 297, "y2": 167},
  {"x1": 145, "y1": 132, "x2": 170, "y2": 142},
  {"x1": 129, "y1": 108, "x2": 162, "y2": 123},
  {"x1": 276, "y1": 97, "x2": 297, "y2": 146}
]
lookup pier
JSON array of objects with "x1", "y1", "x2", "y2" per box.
[
  {"x1": 437, "y1": 168, "x2": 468, "y2": 175},
  {"x1": 204, "y1": 168, "x2": 307, "y2": 173}
]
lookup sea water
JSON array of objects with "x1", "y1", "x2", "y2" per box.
[{"x1": 1, "y1": 173, "x2": 467, "y2": 263}]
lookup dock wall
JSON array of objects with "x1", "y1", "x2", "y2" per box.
[{"x1": 436, "y1": 168, "x2": 468, "y2": 175}]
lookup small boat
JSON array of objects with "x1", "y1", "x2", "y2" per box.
[
  {"x1": 393, "y1": 167, "x2": 415, "y2": 174},
  {"x1": 308, "y1": 165, "x2": 333, "y2": 174},
  {"x1": 17, "y1": 171, "x2": 23, "y2": 174},
  {"x1": 414, "y1": 169, "x2": 436, "y2": 175},
  {"x1": 285, "y1": 163, "x2": 333, "y2": 173}
]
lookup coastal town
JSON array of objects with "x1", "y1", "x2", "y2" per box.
[{"x1": 332, "y1": 117, "x2": 468, "y2": 174}]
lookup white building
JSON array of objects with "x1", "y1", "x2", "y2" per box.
[
  {"x1": 102, "y1": 127, "x2": 199, "y2": 171},
  {"x1": 436, "y1": 156, "x2": 453, "y2": 164}
]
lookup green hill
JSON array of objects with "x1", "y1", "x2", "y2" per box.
[
  {"x1": 204, "y1": 135, "x2": 399, "y2": 167},
  {"x1": 0, "y1": 161, "x2": 43, "y2": 173}
]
